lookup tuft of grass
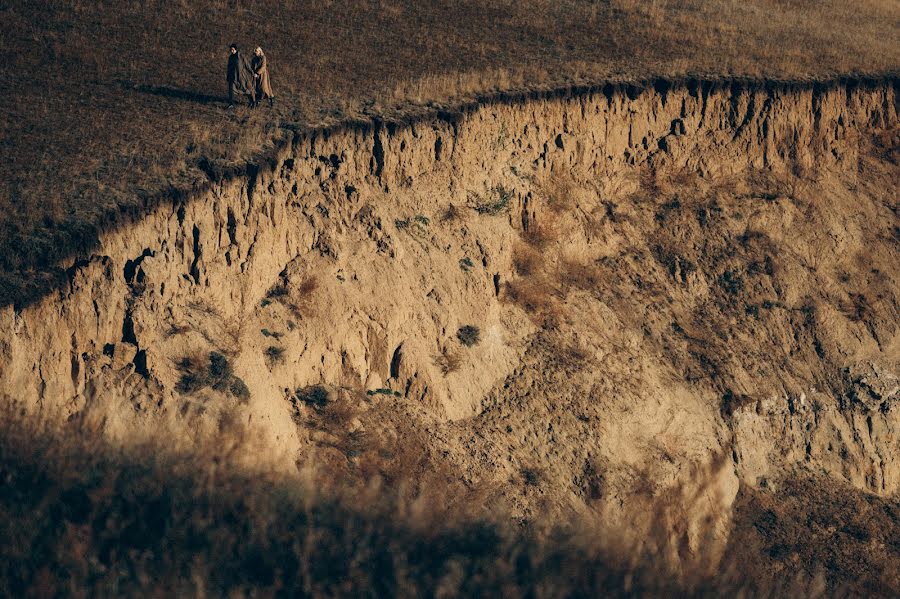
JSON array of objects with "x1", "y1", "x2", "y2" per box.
[
  {"x1": 521, "y1": 467, "x2": 543, "y2": 487},
  {"x1": 440, "y1": 203, "x2": 462, "y2": 223},
  {"x1": 396, "y1": 214, "x2": 431, "y2": 235},
  {"x1": 718, "y1": 270, "x2": 744, "y2": 295},
  {"x1": 473, "y1": 186, "x2": 514, "y2": 215},
  {"x1": 456, "y1": 325, "x2": 481, "y2": 347},
  {"x1": 264, "y1": 345, "x2": 285, "y2": 366},
  {"x1": 521, "y1": 215, "x2": 558, "y2": 249},
  {"x1": 512, "y1": 244, "x2": 544, "y2": 277},
  {"x1": 266, "y1": 283, "x2": 289, "y2": 299}
]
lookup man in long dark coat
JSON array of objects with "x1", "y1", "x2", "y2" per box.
[{"x1": 226, "y1": 43, "x2": 256, "y2": 108}]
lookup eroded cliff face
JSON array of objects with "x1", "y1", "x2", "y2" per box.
[{"x1": 0, "y1": 79, "x2": 897, "y2": 563}]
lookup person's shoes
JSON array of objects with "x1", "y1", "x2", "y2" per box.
[{"x1": 226, "y1": 103, "x2": 234, "y2": 109}]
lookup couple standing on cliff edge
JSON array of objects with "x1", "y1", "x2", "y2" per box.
[{"x1": 227, "y1": 43, "x2": 275, "y2": 109}]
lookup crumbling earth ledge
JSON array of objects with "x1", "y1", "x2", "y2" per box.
[{"x1": 0, "y1": 75, "x2": 896, "y2": 566}]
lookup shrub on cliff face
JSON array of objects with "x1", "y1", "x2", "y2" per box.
[
  {"x1": 295, "y1": 385, "x2": 330, "y2": 408},
  {"x1": 457, "y1": 325, "x2": 481, "y2": 347},
  {"x1": 433, "y1": 348, "x2": 462, "y2": 375},
  {"x1": 176, "y1": 351, "x2": 249, "y2": 401},
  {"x1": 264, "y1": 345, "x2": 285, "y2": 366}
]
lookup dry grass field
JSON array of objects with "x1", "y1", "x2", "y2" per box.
[{"x1": 1, "y1": 0, "x2": 899, "y2": 305}]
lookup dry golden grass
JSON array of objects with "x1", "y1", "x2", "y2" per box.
[
  {"x1": 433, "y1": 348, "x2": 463, "y2": 376},
  {"x1": 521, "y1": 214, "x2": 560, "y2": 249},
  {"x1": 505, "y1": 276, "x2": 561, "y2": 328},
  {"x1": 559, "y1": 257, "x2": 604, "y2": 293},
  {"x1": 0, "y1": 1, "x2": 898, "y2": 306},
  {"x1": 512, "y1": 243, "x2": 544, "y2": 277}
]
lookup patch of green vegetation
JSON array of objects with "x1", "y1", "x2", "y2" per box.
[
  {"x1": 264, "y1": 346, "x2": 285, "y2": 366},
  {"x1": 459, "y1": 257, "x2": 475, "y2": 272},
  {"x1": 261, "y1": 328, "x2": 282, "y2": 339},
  {"x1": 395, "y1": 214, "x2": 431, "y2": 234},
  {"x1": 295, "y1": 385, "x2": 330, "y2": 408},
  {"x1": 521, "y1": 467, "x2": 542, "y2": 486},
  {"x1": 267, "y1": 284, "x2": 289, "y2": 299},
  {"x1": 474, "y1": 185, "x2": 514, "y2": 215},
  {"x1": 456, "y1": 325, "x2": 481, "y2": 347}
]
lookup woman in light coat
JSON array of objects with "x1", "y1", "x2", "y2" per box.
[{"x1": 252, "y1": 47, "x2": 275, "y2": 107}]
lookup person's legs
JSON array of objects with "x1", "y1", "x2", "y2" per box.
[{"x1": 227, "y1": 84, "x2": 235, "y2": 107}]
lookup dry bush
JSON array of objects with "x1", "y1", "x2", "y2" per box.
[
  {"x1": 433, "y1": 348, "x2": 462, "y2": 375},
  {"x1": 521, "y1": 213, "x2": 559, "y2": 249},
  {"x1": 456, "y1": 325, "x2": 481, "y2": 347},
  {"x1": 637, "y1": 165, "x2": 661, "y2": 199},
  {"x1": 554, "y1": 339, "x2": 591, "y2": 372},
  {"x1": 264, "y1": 345, "x2": 285, "y2": 366},
  {"x1": 559, "y1": 257, "x2": 603, "y2": 292},
  {"x1": 439, "y1": 203, "x2": 462, "y2": 223},
  {"x1": 281, "y1": 274, "x2": 319, "y2": 318},
  {"x1": 506, "y1": 278, "x2": 552, "y2": 313},
  {"x1": 175, "y1": 351, "x2": 250, "y2": 401},
  {"x1": 512, "y1": 243, "x2": 544, "y2": 277},
  {"x1": 655, "y1": 168, "x2": 702, "y2": 197},
  {"x1": 838, "y1": 293, "x2": 876, "y2": 324},
  {"x1": 321, "y1": 396, "x2": 358, "y2": 431},
  {"x1": 505, "y1": 277, "x2": 561, "y2": 328},
  {"x1": 165, "y1": 322, "x2": 191, "y2": 338}
]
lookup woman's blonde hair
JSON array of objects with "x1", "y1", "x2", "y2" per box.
[{"x1": 255, "y1": 46, "x2": 264, "y2": 55}]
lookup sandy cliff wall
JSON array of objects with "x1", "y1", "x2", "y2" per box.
[{"x1": 0, "y1": 79, "x2": 897, "y2": 554}]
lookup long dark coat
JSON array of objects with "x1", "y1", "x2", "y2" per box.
[
  {"x1": 227, "y1": 51, "x2": 254, "y2": 94},
  {"x1": 251, "y1": 54, "x2": 274, "y2": 99}
]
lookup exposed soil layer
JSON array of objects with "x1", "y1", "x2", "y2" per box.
[{"x1": 0, "y1": 78, "x2": 897, "y2": 575}]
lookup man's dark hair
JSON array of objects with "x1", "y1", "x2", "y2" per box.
[{"x1": 229, "y1": 43, "x2": 239, "y2": 51}]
